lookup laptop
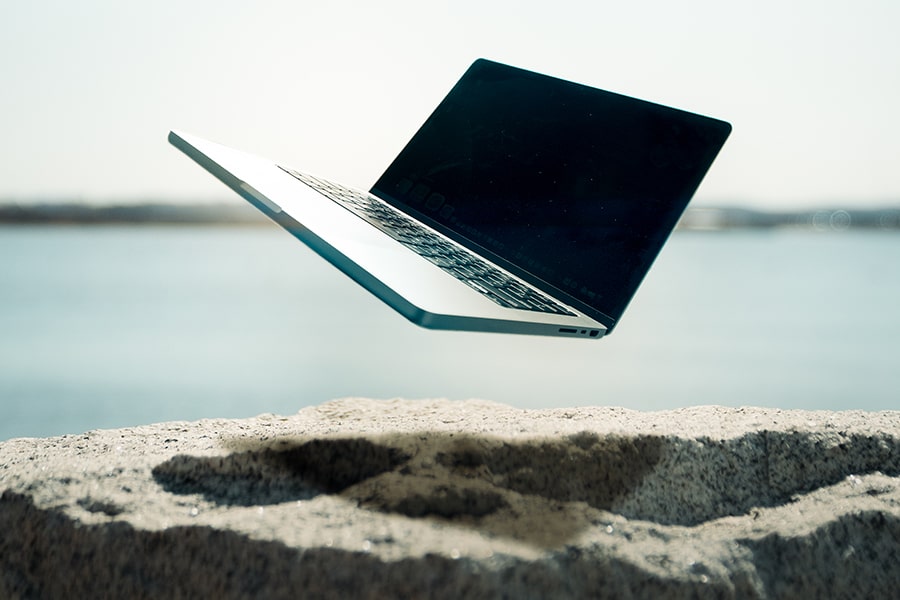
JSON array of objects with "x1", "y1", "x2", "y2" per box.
[{"x1": 170, "y1": 59, "x2": 731, "y2": 339}]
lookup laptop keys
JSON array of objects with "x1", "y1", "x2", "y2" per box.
[{"x1": 279, "y1": 166, "x2": 576, "y2": 317}]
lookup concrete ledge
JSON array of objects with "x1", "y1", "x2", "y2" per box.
[{"x1": 1, "y1": 399, "x2": 898, "y2": 598}]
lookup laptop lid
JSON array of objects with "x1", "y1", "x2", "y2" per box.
[{"x1": 372, "y1": 59, "x2": 732, "y2": 332}]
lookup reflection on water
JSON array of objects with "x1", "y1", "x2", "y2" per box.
[{"x1": 1, "y1": 225, "x2": 898, "y2": 440}]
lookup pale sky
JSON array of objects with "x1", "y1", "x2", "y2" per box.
[{"x1": 2, "y1": 0, "x2": 899, "y2": 209}]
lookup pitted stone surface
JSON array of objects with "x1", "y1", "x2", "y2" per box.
[{"x1": 1, "y1": 399, "x2": 898, "y2": 598}]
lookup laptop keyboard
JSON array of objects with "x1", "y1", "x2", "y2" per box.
[{"x1": 278, "y1": 166, "x2": 577, "y2": 317}]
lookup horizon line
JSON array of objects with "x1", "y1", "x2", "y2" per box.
[{"x1": 1, "y1": 202, "x2": 898, "y2": 231}]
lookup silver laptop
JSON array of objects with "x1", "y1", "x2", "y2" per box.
[{"x1": 170, "y1": 59, "x2": 730, "y2": 339}]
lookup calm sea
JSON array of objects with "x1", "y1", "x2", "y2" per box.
[{"x1": 1, "y1": 225, "x2": 898, "y2": 440}]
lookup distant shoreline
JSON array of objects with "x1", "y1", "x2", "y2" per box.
[
  {"x1": 0, "y1": 202, "x2": 898, "y2": 231},
  {"x1": 0, "y1": 203, "x2": 270, "y2": 226}
]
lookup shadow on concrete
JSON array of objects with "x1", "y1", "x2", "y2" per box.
[
  {"x1": 152, "y1": 431, "x2": 664, "y2": 548},
  {"x1": 152, "y1": 427, "x2": 900, "y2": 547},
  {"x1": 152, "y1": 437, "x2": 410, "y2": 506}
]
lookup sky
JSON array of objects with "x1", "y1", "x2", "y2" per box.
[{"x1": 2, "y1": 0, "x2": 899, "y2": 210}]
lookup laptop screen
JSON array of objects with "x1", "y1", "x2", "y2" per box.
[{"x1": 372, "y1": 59, "x2": 731, "y2": 329}]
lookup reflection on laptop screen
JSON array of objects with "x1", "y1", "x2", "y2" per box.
[{"x1": 372, "y1": 59, "x2": 731, "y2": 329}]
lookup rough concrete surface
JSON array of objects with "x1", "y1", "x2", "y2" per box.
[{"x1": 1, "y1": 398, "x2": 898, "y2": 599}]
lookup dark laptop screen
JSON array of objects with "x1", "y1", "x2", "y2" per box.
[{"x1": 372, "y1": 59, "x2": 731, "y2": 329}]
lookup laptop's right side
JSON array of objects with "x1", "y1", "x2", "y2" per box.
[{"x1": 369, "y1": 59, "x2": 732, "y2": 335}]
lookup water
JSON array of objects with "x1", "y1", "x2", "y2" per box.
[{"x1": 1, "y1": 225, "x2": 898, "y2": 440}]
